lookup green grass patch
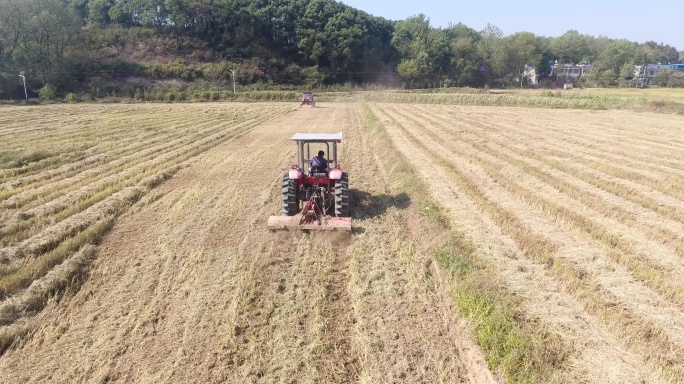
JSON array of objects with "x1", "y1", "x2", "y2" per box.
[
  {"x1": 0, "y1": 217, "x2": 116, "y2": 300},
  {"x1": 102, "y1": 89, "x2": 341, "y2": 103},
  {"x1": 0, "y1": 150, "x2": 58, "y2": 170},
  {"x1": 641, "y1": 99, "x2": 684, "y2": 115},
  {"x1": 435, "y1": 240, "x2": 568, "y2": 383},
  {"x1": 0, "y1": 184, "x2": 118, "y2": 247},
  {"x1": 358, "y1": 91, "x2": 642, "y2": 109}
]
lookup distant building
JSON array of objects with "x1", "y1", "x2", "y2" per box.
[
  {"x1": 550, "y1": 63, "x2": 585, "y2": 79},
  {"x1": 524, "y1": 64, "x2": 541, "y2": 85},
  {"x1": 633, "y1": 63, "x2": 684, "y2": 86},
  {"x1": 524, "y1": 61, "x2": 592, "y2": 86}
]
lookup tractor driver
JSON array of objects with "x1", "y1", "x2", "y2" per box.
[{"x1": 309, "y1": 150, "x2": 329, "y2": 174}]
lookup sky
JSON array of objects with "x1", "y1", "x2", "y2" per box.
[{"x1": 340, "y1": 0, "x2": 683, "y2": 51}]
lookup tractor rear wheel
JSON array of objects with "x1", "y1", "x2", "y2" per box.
[
  {"x1": 335, "y1": 172, "x2": 350, "y2": 217},
  {"x1": 281, "y1": 173, "x2": 299, "y2": 216}
]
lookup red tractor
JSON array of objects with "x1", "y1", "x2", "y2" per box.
[
  {"x1": 300, "y1": 91, "x2": 315, "y2": 107},
  {"x1": 267, "y1": 133, "x2": 351, "y2": 231}
]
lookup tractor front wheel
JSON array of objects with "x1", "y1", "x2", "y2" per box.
[
  {"x1": 335, "y1": 172, "x2": 350, "y2": 217},
  {"x1": 281, "y1": 173, "x2": 299, "y2": 216}
]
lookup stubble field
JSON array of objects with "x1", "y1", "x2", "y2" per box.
[{"x1": 0, "y1": 100, "x2": 683, "y2": 383}]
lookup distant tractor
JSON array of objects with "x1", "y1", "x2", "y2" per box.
[
  {"x1": 267, "y1": 133, "x2": 351, "y2": 231},
  {"x1": 300, "y1": 91, "x2": 315, "y2": 107}
]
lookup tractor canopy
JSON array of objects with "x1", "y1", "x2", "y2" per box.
[
  {"x1": 290, "y1": 132, "x2": 342, "y2": 142},
  {"x1": 290, "y1": 132, "x2": 342, "y2": 171}
]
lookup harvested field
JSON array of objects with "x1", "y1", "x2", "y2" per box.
[
  {"x1": 0, "y1": 103, "x2": 293, "y2": 315},
  {"x1": 0, "y1": 103, "x2": 493, "y2": 383},
  {"x1": 0, "y1": 101, "x2": 683, "y2": 383},
  {"x1": 370, "y1": 103, "x2": 684, "y2": 383}
]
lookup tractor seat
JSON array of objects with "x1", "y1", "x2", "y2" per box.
[{"x1": 310, "y1": 168, "x2": 327, "y2": 177}]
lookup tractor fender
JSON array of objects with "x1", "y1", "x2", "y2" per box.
[
  {"x1": 289, "y1": 169, "x2": 303, "y2": 179},
  {"x1": 329, "y1": 168, "x2": 342, "y2": 180}
]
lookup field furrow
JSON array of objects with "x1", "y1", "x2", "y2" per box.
[
  {"x1": 442, "y1": 108, "x2": 684, "y2": 207},
  {"x1": 409, "y1": 106, "x2": 684, "y2": 268},
  {"x1": 0, "y1": 108, "x2": 170, "y2": 175},
  {"x1": 0, "y1": 104, "x2": 294, "y2": 334},
  {"x1": 2, "y1": 106, "x2": 286, "y2": 199},
  {"x1": 0, "y1": 103, "x2": 490, "y2": 384},
  {"x1": 387, "y1": 106, "x2": 684, "y2": 340},
  {"x1": 371, "y1": 103, "x2": 684, "y2": 383},
  {"x1": 0, "y1": 105, "x2": 267, "y2": 182},
  {"x1": 486, "y1": 108, "x2": 684, "y2": 154},
  {"x1": 421, "y1": 106, "x2": 684, "y2": 236},
  {"x1": 0, "y1": 107, "x2": 291, "y2": 257},
  {"x1": 0, "y1": 109, "x2": 288, "y2": 248},
  {"x1": 2, "y1": 100, "x2": 683, "y2": 383},
  {"x1": 374, "y1": 104, "x2": 659, "y2": 383},
  {"x1": 432, "y1": 105, "x2": 684, "y2": 168}
]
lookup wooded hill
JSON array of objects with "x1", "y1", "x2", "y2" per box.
[{"x1": 0, "y1": 0, "x2": 682, "y2": 100}]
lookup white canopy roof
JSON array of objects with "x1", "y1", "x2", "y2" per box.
[{"x1": 290, "y1": 132, "x2": 342, "y2": 142}]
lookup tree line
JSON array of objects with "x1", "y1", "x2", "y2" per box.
[
  {"x1": 393, "y1": 16, "x2": 682, "y2": 88},
  {"x1": 1, "y1": 0, "x2": 682, "y2": 99}
]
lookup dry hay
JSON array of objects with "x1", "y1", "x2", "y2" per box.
[{"x1": 2, "y1": 100, "x2": 684, "y2": 383}]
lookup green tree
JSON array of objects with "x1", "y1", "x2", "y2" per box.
[
  {"x1": 477, "y1": 23, "x2": 506, "y2": 85},
  {"x1": 396, "y1": 58, "x2": 422, "y2": 87},
  {"x1": 39, "y1": 83, "x2": 56, "y2": 100},
  {"x1": 504, "y1": 32, "x2": 542, "y2": 86},
  {"x1": 0, "y1": 0, "x2": 25, "y2": 68},
  {"x1": 87, "y1": 0, "x2": 115, "y2": 25},
  {"x1": 550, "y1": 30, "x2": 591, "y2": 64},
  {"x1": 392, "y1": 14, "x2": 431, "y2": 58},
  {"x1": 620, "y1": 60, "x2": 636, "y2": 79},
  {"x1": 596, "y1": 39, "x2": 638, "y2": 76},
  {"x1": 652, "y1": 69, "x2": 684, "y2": 87},
  {"x1": 392, "y1": 15, "x2": 451, "y2": 87},
  {"x1": 62, "y1": 0, "x2": 89, "y2": 20},
  {"x1": 4, "y1": 0, "x2": 683, "y2": 97},
  {"x1": 587, "y1": 35, "x2": 612, "y2": 63},
  {"x1": 447, "y1": 24, "x2": 483, "y2": 86},
  {"x1": 639, "y1": 41, "x2": 680, "y2": 65},
  {"x1": 666, "y1": 71, "x2": 684, "y2": 87},
  {"x1": 534, "y1": 38, "x2": 554, "y2": 82},
  {"x1": 0, "y1": 0, "x2": 84, "y2": 88}
]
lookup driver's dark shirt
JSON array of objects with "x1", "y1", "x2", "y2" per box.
[{"x1": 310, "y1": 155, "x2": 328, "y2": 170}]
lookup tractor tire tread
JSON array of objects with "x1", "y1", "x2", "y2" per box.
[
  {"x1": 281, "y1": 173, "x2": 299, "y2": 216},
  {"x1": 335, "y1": 172, "x2": 350, "y2": 217}
]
